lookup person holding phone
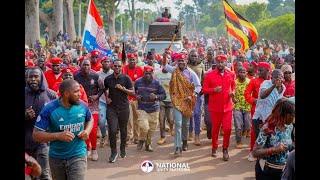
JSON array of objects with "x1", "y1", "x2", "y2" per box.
[{"x1": 253, "y1": 98, "x2": 295, "y2": 180}]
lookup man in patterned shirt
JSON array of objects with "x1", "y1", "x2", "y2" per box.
[{"x1": 233, "y1": 67, "x2": 251, "y2": 149}]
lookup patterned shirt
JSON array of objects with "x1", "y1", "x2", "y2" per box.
[
  {"x1": 234, "y1": 78, "x2": 251, "y2": 111},
  {"x1": 253, "y1": 80, "x2": 285, "y2": 122},
  {"x1": 256, "y1": 124, "x2": 293, "y2": 165}
]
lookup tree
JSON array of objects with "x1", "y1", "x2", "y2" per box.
[
  {"x1": 40, "y1": 0, "x2": 64, "y2": 40},
  {"x1": 126, "y1": 0, "x2": 155, "y2": 35},
  {"x1": 245, "y1": 2, "x2": 270, "y2": 23},
  {"x1": 52, "y1": 0, "x2": 64, "y2": 39},
  {"x1": 255, "y1": 13, "x2": 295, "y2": 45},
  {"x1": 64, "y1": 0, "x2": 76, "y2": 41},
  {"x1": 26, "y1": 0, "x2": 40, "y2": 47}
]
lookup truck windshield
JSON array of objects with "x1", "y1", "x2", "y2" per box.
[{"x1": 145, "y1": 42, "x2": 181, "y2": 54}]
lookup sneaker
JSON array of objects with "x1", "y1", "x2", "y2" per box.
[
  {"x1": 109, "y1": 152, "x2": 118, "y2": 163},
  {"x1": 120, "y1": 150, "x2": 126, "y2": 158},
  {"x1": 145, "y1": 144, "x2": 153, "y2": 152},
  {"x1": 87, "y1": 150, "x2": 92, "y2": 159},
  {"x1": 133, "y1": 139, "x2": 139, "y2": 144},
  {"x1": 211, "y1": 149, "x2": 217, "y2": 157},
  {"x1": 157, "y1": 137, "x2": 166, "y2": 145},
  {"x1": 182, "y1": 140, "x2": 188, "y2": 151},
  {"x1": 248, "y1": 152, "x2": 256, "y2": 162},
  {"x1": 174, "y1": 147, "x2": 182, "y2": 157},
  {"x1": 100, "y1": 136, "x2": 107, "y2": 148},
  {"x1": 137, "y1": 140, "x2": 145, "y2": 151},
  {"x1": 91, "y1": 150, "x2": 98, "y2": 161},
  {"x1": 222, "y1": 149, "x2": 229, "y2": 161}
]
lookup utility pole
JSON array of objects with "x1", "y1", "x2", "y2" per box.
[
  {"x1": 120, "y1": 16, "x2": 123, "y2": 35},
  {"x1": 142, "y1": 9, "x2": 144, "y2": 35}
]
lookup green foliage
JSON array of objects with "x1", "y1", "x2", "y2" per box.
[
  {"x1": 244, "y1": 2, "x2": 270, "y2": 23},
  {"x1": 255, "y1": 13, "x2": 295, "y2": 45}
]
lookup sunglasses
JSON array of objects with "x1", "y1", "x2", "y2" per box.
[
  {"x1": 113, "y1": 65, "x2": 122, "y2": 68},
  {"x1": 284, "y1": 71, "x2": 292, "y2": 74}
]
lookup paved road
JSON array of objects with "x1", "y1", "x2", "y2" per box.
[{"x1": 86, "y1": 128, "x2": 255, "y2": 180}]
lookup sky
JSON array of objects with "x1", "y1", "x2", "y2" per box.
[{"x1": 118, "y1": 0, "x2": 269, "y2": 18}]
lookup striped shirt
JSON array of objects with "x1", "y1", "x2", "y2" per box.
[{"x1": 253, "y1": 80, "x2": 286, "y2": 122}]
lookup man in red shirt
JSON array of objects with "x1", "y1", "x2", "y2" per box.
[
  {"x1": 52, "y1": 68, "x2": 89, "y2": 105},
  {"x1": 202, "y1": 54, "x2": 236, "y2": 161},
  {"x1": 44, "y1": 57, "x2": 63, "y2": 90},
  {"x1": 244, "y1": 62, "x2": 271, "y2": 161},
  {"x1": 90, "y1": 50, "x2": 102, "y2": 72},
  {"x1": 122, "y1": 53, "x2": 144, "y2": 144},
  {"x1": 61, "y1": 52, "x2": 79, "y2": 73}
]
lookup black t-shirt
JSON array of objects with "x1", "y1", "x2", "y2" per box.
[
  {"x1": 74, "y1": 71, "x2": 100, "y2": 96},
  {"x1": 104, "y1": 73, "x2": 133, "y2": 111}
]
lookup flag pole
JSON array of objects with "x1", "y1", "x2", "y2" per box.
[
  {"x1": 222, "y1": 0, "x2": 235, "y2": 72},
  {"x1": 81, "y1": 0, "x2": 91, "y2": 56}
]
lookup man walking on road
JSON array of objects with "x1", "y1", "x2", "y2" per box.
[{"x1": 33, "y1": 79, "x2": 93, "y2": 180}]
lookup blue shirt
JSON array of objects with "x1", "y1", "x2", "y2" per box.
[
  {"x1": 134, "y1": 78, "x2": 166, "y2": 113},
  {"x1": 256, "y1": 124, "x2": 293, "y2": 165},
  {"x1": 34, "y1": 99, "x2": 92, "y2": 159},
  {"x1": 253, "y1": 80, "x2": 285, "y2": 122},
  {"x1": 163, "y1": 64, "x2": 202, "y2": 94}
]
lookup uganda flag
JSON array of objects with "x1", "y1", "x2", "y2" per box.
[{"x1": 223, "y1": 0, "x2": 258, "y2": 52}]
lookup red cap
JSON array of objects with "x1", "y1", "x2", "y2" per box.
[
  {"x1": 172, "y1": 53, "x2": 187, "y2": 61},
  {"x1": 127, "y1": 53, "x2": 137, "y2": 59},
  {"x1": 100, "y1": 56, "x2": 110, "y2": 62},
  {"x1": 144, "y1": 65, "x2": 154, "y2": 73},
  {"x1": 91, "y1": 50, "x2": 100, "y2": 57},
  {"x1": 50, "y1": 57, "x2": 63, "y2": 64},
  {"x1": 215, "y1": 54, "x2": 228, "y2": 62},
  {"x1": 257, "y1": 62, "x2": 271, "y2": 71},
  {"x1": 61, "y1": 67, "x2": 73, "y2": 74}
]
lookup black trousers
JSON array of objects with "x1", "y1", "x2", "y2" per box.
[
  {"x1": 107, "y1": 107, "x2": 130, "y2": 154},
  {"x1": 255, "y1": 160, "x2": 283, "y2": 180}
]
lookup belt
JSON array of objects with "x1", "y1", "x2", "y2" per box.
[{"x1": 265, "y1": 161, "x2": 285, "y2": 170}]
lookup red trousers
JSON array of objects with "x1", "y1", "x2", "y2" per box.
[
  {"x1": 211, "y1": 111, "x2": 232, "y2": 150},
  {"x1": 86, "y1": 113, "x2": 99, "y2": 150}
]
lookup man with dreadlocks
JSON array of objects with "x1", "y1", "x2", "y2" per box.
[
  {"x1": 253, "y1": 98, "x2": 295, "y2": 180},
  {"x1": 162, "y1": 52, "x2": 201, "y2": 156}
]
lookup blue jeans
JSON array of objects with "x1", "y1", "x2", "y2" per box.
[
  {"x1": 189, "y1": 95, "x2": 203, "y2": 135},
  {"x1": 99, "y1": 101, "x2": 108, "y2": 137},
  {"x1": 173, "y1": 108, "x2": 190, "y2": 148},
  {"x1": 49, "y1": 156, "x2": 87, "y2": 180},
  {"x1": 35, "y1": 145, "x2": 51, "y2": 180},
  {"x1": 233, "y1": 110, "x2": 251, "y2": 143}
]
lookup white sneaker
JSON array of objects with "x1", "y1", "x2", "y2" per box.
[
  {"x1": 91, "y1": 150, "x2": 98, "y2": 161},
  {"x1": 248, "y1": 152, "x2": 256, "y2": 162},
  {"x1": 87, "y1": 150, "x2": 92, "y2": 160}
]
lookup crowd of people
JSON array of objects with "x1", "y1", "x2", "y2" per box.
[{"x1": 25, "y1": 30, "x2": 295, "y2": 179}]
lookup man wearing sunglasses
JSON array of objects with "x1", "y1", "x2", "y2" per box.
[{"x1": 103, "y1": 60, "x2": 134, "y2": 163}]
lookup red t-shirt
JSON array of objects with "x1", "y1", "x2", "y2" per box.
[
  {"x1": 244, "y1": 77, "x2": 267, "y2": 116},
  {"x1": 44, "y1": 70, "x2": 63, "y2": 90},
  {"x1": 122, "y1": 65, "x2": 144, "y2": 101}
]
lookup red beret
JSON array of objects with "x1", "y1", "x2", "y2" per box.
[
  {"x1": 257, "y1": 62, "x2": 271, "y2": 71},
  {"x1": 144, "y1": 65, "x2": 154, "y2": 73},
  {"x1": 215, "y1": 54, "x2": 228, "y2": 62},
  {"x1": 61, "y1": 67, "x2": 73, "y2": 74},
  {"x1": 91, "y1": 50, "x2": 100, "y2": 57},
  {"x1": 127, "y1": 53, "x2": 137, "y2": 59},
  {"x1": 172, "y1": 53, "x2": 187, "y2": 61},
  {"x1": 50, "y1": 57, "x2": 63, "y2": 64}
]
